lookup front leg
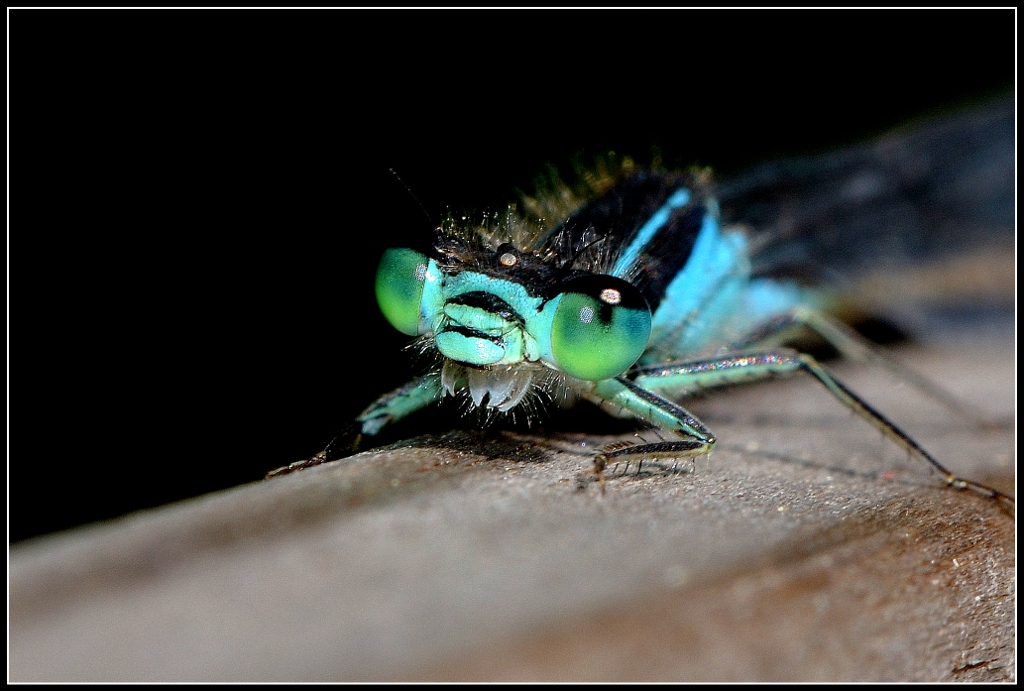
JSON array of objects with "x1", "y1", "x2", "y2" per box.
[
  {"x1": 267, "y1": 374, "x2": 444, "y2": 479},
  {"x1": 355, "y1": 373, "x2": 444, "y2": 436},
  {"x1": 579, "y1": 377, "x2": 717, "y2": 489}
]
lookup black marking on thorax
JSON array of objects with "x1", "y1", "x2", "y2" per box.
[{"x1": 544, "y1": 170, "x2": 712, "y2": 312}]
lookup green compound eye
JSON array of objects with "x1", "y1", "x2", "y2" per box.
[
  {"x1": 375, "y1": 248, "x2": 429, "y2": 336},
  {"x1": 550, "y1": 275, "x2": 651, "y2": 381}
]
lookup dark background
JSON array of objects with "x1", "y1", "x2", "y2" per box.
[{"x1": 12, "y1": 10, "x2": 1014, "y2": 543}]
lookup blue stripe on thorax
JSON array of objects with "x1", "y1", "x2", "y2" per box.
[
  {"x1": 645, "y1": 207, "x2": 748, "y2": 357},
  {"x1": 611, "y1": 187, "x2": 692, "y2": 278},
  {"x1": 649, "y1": 207, "x2": 729, "y2": 330},
  {"x1": 642, "y1": 204, "x2": 818, "y2": 360}
]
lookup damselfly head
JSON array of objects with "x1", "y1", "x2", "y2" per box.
[{"x1": 373, "y1": 166, "x2": 664, "y2": 415}]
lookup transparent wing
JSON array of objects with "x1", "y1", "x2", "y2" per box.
[{"x1": 716, "y1": 96, "x2": 1014, "y2": 339}]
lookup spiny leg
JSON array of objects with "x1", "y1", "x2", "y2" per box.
[
  {"x1": 266, "y1": 374, "x2": 444, "y2": 479},
  {"x1": 605, "y1": 429, "x2": 700, "y2": 477},
  {"x1": 355, "y1": 373, "x2": 445, "y2": 436},
  {"x1": 730, "y1": 306, "x2": 1007, "y2": 429},
  {"x1": 596, "y1": 440, "x2": 708, "y2": 478},
  {"x1": 632, "y1": 350, "x2": 1013, "y2": 509},
  {"x1": 580, "y1": 377, "x2": 717, "y2": 492}
]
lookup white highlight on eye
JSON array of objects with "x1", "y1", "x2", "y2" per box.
[
  {"x1": 579, "y1": 305, "x2": 595, "y2": 324},
  {"x1": 499, "y1": 252, "x2": 517, "y2": 267},
  {"x1": 600, "y1": 288, "x2": 622, "y2": 304}
]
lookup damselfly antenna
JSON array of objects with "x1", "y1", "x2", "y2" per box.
[{"x1": 389, "y1": 168, "x2": 433, "y2": 225}]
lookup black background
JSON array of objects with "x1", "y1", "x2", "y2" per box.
[{"x1": 12, "y1": 9, "x2": 1014, "y2": 543}]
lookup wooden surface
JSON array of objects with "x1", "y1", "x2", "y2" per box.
[{"x1": 9, "y1": 343, "x2": 1015, "y2": 682}]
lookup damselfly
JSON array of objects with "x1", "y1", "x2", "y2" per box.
[{"x1": 275, "y1": 105, "x2": 1013, "y2": 510}]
